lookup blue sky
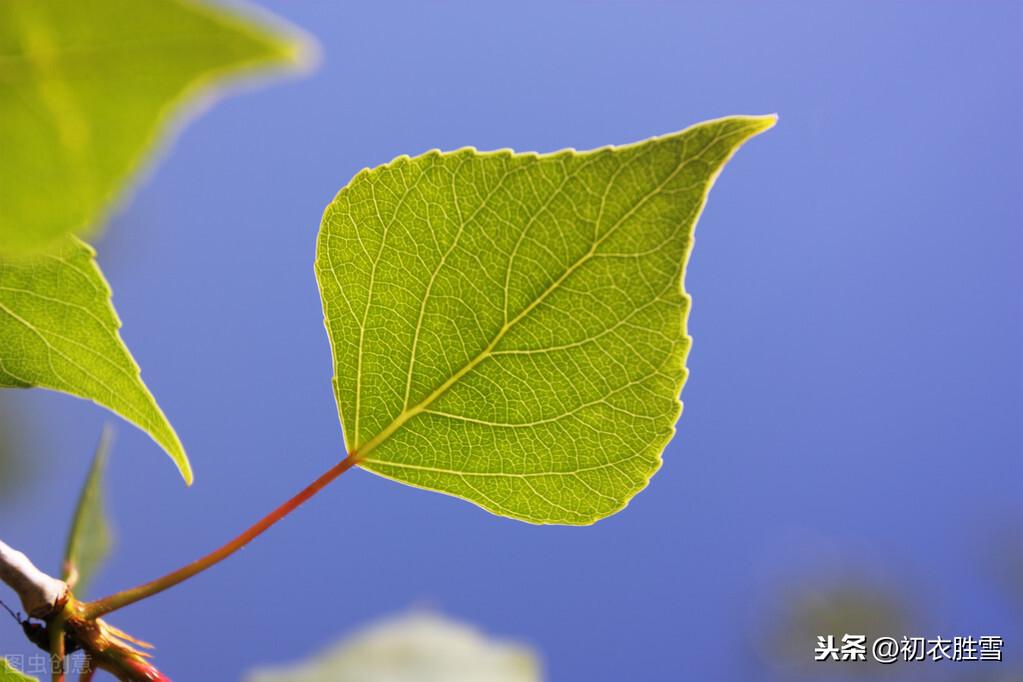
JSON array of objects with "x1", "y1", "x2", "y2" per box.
[{"x1": 1, "y1": 2, "x2": 1020, "y2": 680}]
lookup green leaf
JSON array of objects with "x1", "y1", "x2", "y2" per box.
[
  {"x1": 317, "y1": 115, "x2": 774, "y2": 524},
  {"x1": 0, "y1": 238, "x2": 190, "y2": 483},
  {"x1": 0, "y1": 0, "x2": 312, "y2": 254},
  {"x1": 63, "y1": 425, "x2": 115, "y2": 596},
  {"x1": 0, "y1": 659, "x2": 37, "y2": 682},
  {"x1": 246, "y1": 612, "x2": 541, "y2": 682}
]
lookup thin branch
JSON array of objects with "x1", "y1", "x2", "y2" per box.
[
  {"x1": 49, "y1": 611, "x2": 66, "y2": 682},
  {"x1": 82, "y1": 453, "x2": 361, "y2": 619},
  {"x1": 0, "y1": 539, "x2": 67, "y2": 618}
]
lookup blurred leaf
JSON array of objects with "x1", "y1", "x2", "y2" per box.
[
  {"x1": 0, "y1": 658, "x2": 37, "y2": 681},
  {"x1": 764, "y1": 579, "x2": 909, "y2": 679},
  {"x1": 317, "y1": 116, "x2": 774, "y2": 524},
  {"x1": 0, "y1": 0, "x2": 312, "y2": 254},
  {"x1": 246, "y1": 612, "x2": 541, "y2": 682},
  {"x1": 63, "y1": 425, "x2": 115, "y2": 596},
  {"x1": 0, "y1": 238, "x2": 191, "y2": 483}
]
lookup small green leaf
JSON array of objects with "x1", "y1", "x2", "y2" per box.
[
  {"x1": 317, "y1": 115, "x2": 774, "y2": 524},
  {"x1": 246, "y1": 612, "x2": 541, "y2": 682},
  {"x1": 63, "y1": 425, "x2": 115, "y2": 596},
  {"x1": 0, "y1": 659, "x2": 37, "y2": 682},
  {"x1": 0, "y1": 0, "x2": 313, "y2": 254},
  {"x1": 0, "y1": 238, "x2": 190, "y2": 483}
]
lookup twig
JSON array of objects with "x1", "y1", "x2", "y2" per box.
[{"x1": 0, "y1": 539, "x2": 67, "y2": 618}]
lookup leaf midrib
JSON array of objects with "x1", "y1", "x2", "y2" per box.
[{"x1": 353, "y1": 130, "x2": 724, "y2": 465}]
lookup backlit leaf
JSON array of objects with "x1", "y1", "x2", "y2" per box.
[
  {"x1": 317, "y1": 116, "x2": 774, "y2": 524},
  {"x1": 63, "y1": 425, "x2": 115, "y2": 596},
  {"x1": 0, "y1": 0, "x2": 312, "y2": 254},
  {"x1": 0, "y1": 239, "x2": 190, "y2": 483}
]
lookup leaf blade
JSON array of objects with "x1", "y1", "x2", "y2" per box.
[
  {"x1": 317, "y1": 116, "x2": 774, "y2": 524},
  {"x1": 0, "y1": 0, "x2": 313, "y2": 254},
  {"x1": 0, "y1": 238, "x2": 190, "y2": 483},
  {"x1": 63, "y1": 425, "x2": 115, "y2": 596}
]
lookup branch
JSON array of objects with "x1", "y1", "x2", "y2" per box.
[
  {"x1": 0, "y1": 539, "x2": 67, "y2": 619},
  {"x1": 0, "y1": 540, "x2": 169, "y2": 681}
]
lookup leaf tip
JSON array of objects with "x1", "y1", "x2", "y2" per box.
[
  {"x1": 228, "y1": 0, "x2": 322, "y2": 76},
  {"x1": 277, "y1": 32, "x2": 322, "y2": 74},
  {"x1": 159, "y1": 428, "x2": 193, "y2": 486},
  {"x1": 744, "y1": 113, "x2": 779, "y2": 137},
  {"x1": 177, "y1": 455, "x2": 195, "y2": 487},
  {"x1": 723, "y1": 113, "x2": 777, "y2": 138},
  {"x1": 137, "y1": 398, "x2": 193, "y2": 486}
]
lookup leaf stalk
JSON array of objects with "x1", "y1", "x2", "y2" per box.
[{"x1": 81, "y1": 453, "x2": 360, "y2": 619}]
